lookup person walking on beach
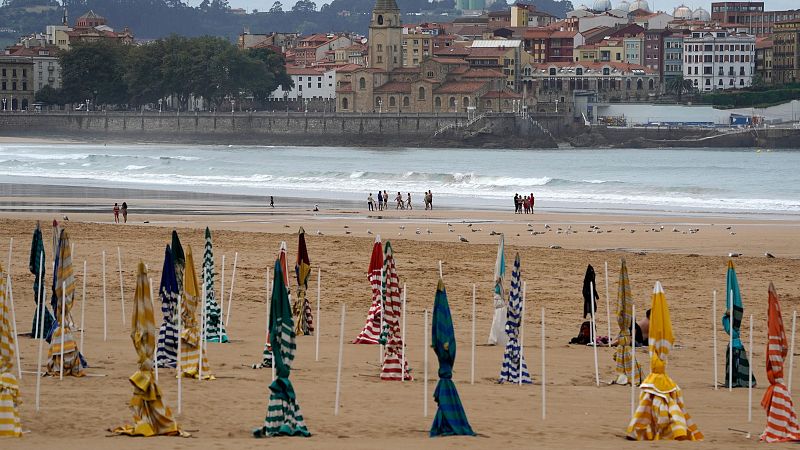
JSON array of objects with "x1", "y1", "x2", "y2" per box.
[
  {"x1": 368, "y1": 193, "x2": 374, "y2": 211},
  {"x1": 113, "y1": 202, "x2": 120, "y2": 223},
  {"x1": 377, "y1": 191, "x2": 383, "y2": 211},
  {"x1": 121, "y1": 202, "x2": 128, "y2": 223},
  {"x1": 530, "y1": 193, "x2": 535, "y2": 214},
  {"x1": 396, "y1": 192, "x2": 404, "y2": 210},
  {"x1": 428, "y1": 190, "x2": 433, "y2": 210},
  {"x1": 406, "y1": 192, "x2": 412, "y2": 210},
  {"x1": 383, "y1": 190, "x2": 389, "y2": 210},
  {"x1": 270, "y1": 196, "x2": 274, "y2": 208}
]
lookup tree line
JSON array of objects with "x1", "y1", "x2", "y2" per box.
[{"x1": 36, "y1": 35, "x2": 292, "y2": 110}]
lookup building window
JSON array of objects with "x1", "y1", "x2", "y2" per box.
[
  {"x1": 318, "y1": 83, "x2": 322, "y2": 88},
  {"x1": 427, "y1": 71, "x2": 434, "y2": 78},
  {"x1": 403, "y1": 96, "x2": 409, "y2": 107},
  {"x1": 603, "y1": 68, "x2": 610, "y2": 75},
  {"x1": 359, "y1": 77, "x2": 366, "y2": 90},
  {"x1": 389, "y1": 96, "x2": 396, "y2": 107},
  {"x1": 636, "y1": 79, "x2": 642, "y2": 90},
  {"x1": 22, "y1": 82, "x2": 26, "y2": 91},
  {"x1": 434, "y1": 97, "x2": 441, "y2": 110},
  {"x1": 1, "y1": 69, "x2": 4, "y2": 77},
  {"x1": 342, "y1": 98, "x2": 348, "y2": 109},
  {"x1": 549, "y1": 68, "x2": 556, "y2": 75},
  {"x1": 449, "y1": 97, "x2": 455, "y2": 109},
  {"x1": 648, "y1": 79, "x2": 654, "y2": 90},
  {"x1": 377, "y1": 56, "x2": 382, "y2": 63},
  {"x1": 463, "y1": 97, "x2": 469, "y2": 108},
  {"x1": 377, "y1": 44, "x2": 383, "y2": 52},
  {"x1": 418, "y1": 86, "x2": 425, "y2": 100}
]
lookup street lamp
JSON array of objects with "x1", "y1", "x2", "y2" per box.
[
  {"x1": 1, "y1": 98, "x2": 5, "y2": 111},
  {"x1": 454, "y1": 99, "x2": 458, "y2": 114},
  {"x1": 554, "y1": 98, "x2": 559, "y2": 113},
  {"x1": 230, "y1": 99, "x2": 235, "y2": 114},
  {"x1": 158, "y1": 98, "x2": 162, "y2": 113},
  {"x1": 304, "y1": 98, "x2": 308, "y2": 114},
  {"x1": 377, "y1": 98, "x2": 382, "y2": 114},
  {"x1": 284, "y1": 91, "x2": 289, "y2": 114},
  {"x1": 85, "y1": 98, "x2": 89, "y2": 113}
]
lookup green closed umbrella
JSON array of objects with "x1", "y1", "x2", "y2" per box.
[
  {"x1": 28, "y1": 221, "x2": 54, "y2": 337},
  {"x1": 722, "y1": 260, "x2": 755, "y2": 388}
]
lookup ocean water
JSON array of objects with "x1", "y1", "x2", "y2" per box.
[{"x1": 1, "y1": 143, "x2": 799, "y2": 216}]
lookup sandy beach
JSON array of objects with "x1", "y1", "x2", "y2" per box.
[{"x1": 0, "y1": 188, "x2": 799, "y2": 449}]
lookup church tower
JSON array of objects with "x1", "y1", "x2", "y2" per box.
[{"x1": 368, "y1": 0, "x2": 402, "y2": 72}]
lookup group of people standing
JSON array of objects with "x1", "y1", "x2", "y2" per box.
[
  {"x1": 367, "y1": 190, "x2": 433, "y2": 211},
  {"x1": 113, "y1": 202, "x2": 128, "y2": 223},
  {"x1": 514, "y1": 193, "x2": 535, "y2": 214}
]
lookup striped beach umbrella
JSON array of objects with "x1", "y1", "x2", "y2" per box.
[
  {"x1": 178, "y1": 245, "x2": 211, "y2": 379},
  {"x1": 46, "y1": 228, "x2": 85, "y2": 376},
  {"x1": 612, "y1": 258, "x2": 642, "y2": 385},
  {"x1": 431, "y1": 278, "x2": 475, "y2": 437},
  {"x1": 626, "y1": 282, "x2": 702, "y2": 441},
  {"x1": 379, "y1": 241, "x2": 411, "y2": 381},
  {"x1": 253, "y1": 242, "x2": 289, "y2": 369},
  {"x1": 293, "y1": 227, "x2": 314, "y2": 336},
  {"x1": 722, "y1": 260, "x2": 755, "y2": 388},
  {"x1": 171, "y1": 231, "x2": 186, "y2": 304},
  {"x1": 0, "y1": 264, "x2": 21, "y2": 437},
  {"x1": 113, "y1": 261, "x2": 181, "y2": 437},
  {"x1": 488, "y1": 234, "x2": 507, "y2": 346},
  {"x1": 499, "y1": 253, "x2": 530, "y2": 384},
  {"x1": 28, "y1": 221, "x2": 54, "y2": 338},
  {"x1": 156, "y1": 245, "x2": 179, "y2": 368},
  {"x1": 761, "y1": 283, "x2": 800, "y2": 442},
  {"x1": 202, "y1": 227, "x2": 227, "y2": 343},
  {"x1": 253, "y1": 257, "x2": 310, "y2": 438},
  {"x1": 353, "y1": 235, "x2": 383, "y2": 344}
]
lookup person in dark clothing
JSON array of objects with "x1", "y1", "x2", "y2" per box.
[
  {"x1": 121, "y1": 202, "x2": 128, "y2": 223},
  {"x1": 270, "y1": 196, "x2": 274, "y2": 208},
  {"x1": 377, "y1": 191, "x2": 383, "y2": 211}
]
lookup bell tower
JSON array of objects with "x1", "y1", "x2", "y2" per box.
[{"x1": 368, "y1": 0, "x2": 402, "y2": 72}]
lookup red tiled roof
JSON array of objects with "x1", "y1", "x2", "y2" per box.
[
  {"x1": 286, "y1": 66, "x2": 325, "y2": 75},
  {"x1": 481, "y1": 89, "x2": 521, "y2": 99},
  {"x1": 430, "y1": 57, "x2": 469, "y2": 65},
  {"x1": 374, "y1": 81, "x2": 413, "y2": 93},
  {"x1": 551, "y1": 30, "x2": 578, "y2": 38},
  {"x1": 461, "y1": 68, "x2": 504, "y2": 78},
  {"x1": 466, "y1": 47, "x2": 508, "y2": 57},
  {"x1": 434, "y1": 81, "x2": 487, "y2": 94}
]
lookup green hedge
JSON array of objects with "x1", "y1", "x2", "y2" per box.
[{"x1": 702, "y1": 86, "x2": 800, "y2": 108}]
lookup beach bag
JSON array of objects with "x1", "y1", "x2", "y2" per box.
[{"x1": 569, "y1": 321, "x2": 592, "y2": 345}]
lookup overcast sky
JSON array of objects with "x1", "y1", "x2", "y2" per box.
[{"x1": 190, "y1": 0, "x2": 799, "y2": 14}]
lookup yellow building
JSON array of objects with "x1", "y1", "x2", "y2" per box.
[
  {"x1": 773, "y1": 19, "x2": 800, "y2": 85},
  {"x1": 511, "y1": 3, "x2": 529, "y2": 27},
  {"x1": 401, "y1": 33, "x2": 434, "y2": 67},
  {"x1": 575, "y1": 39, "x2": 624, "y2": 63}
]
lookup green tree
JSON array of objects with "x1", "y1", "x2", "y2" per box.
[
  {"x1": 269, "y1": 1, "x2": 283, "y2": 13},
  {"x1": 667, "y1": 74, "x2": 694, "y2": 103},
  {"x1": 59, "y1": 40, "x2": 129, "y2": 106},
  {"x1": 247, "y1": 46, "x2": 292, "y2": 98},
  {"x1": 124, "y1": 39, "x2": 168, "y2": 106},
  {"x1": 292, "y1": 0, "x2": 316, "y2": 12},
  {"x1": 34, "y1": 84, "x2": 61, "y2": 105}
]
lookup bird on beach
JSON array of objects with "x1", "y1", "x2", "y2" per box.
[
  {"x1": 765, "y1": 252, "x2": 775, "y2": 258},
  {"x1": 415, "y1": 228, "x2": 421, "y2": 235},
  {"x1": 367, "y1": 229, "x2": 373, "y2": 235},
  {"x1": 316, "y1": 230, "x2": 324, "y2": 236},
  {"x1": 344, "y1": 225, "x2": 349, "y2": 229},
  {"x1": 399, "y1": 225, "x2": 405, "y2": 230},
  {"x1": 527, "y1": 223, "x2": 532, "y2": 227},
  {"x1": 426, "y1": 228, "x2": 432, "y2": 234},
  {"x1": 544, "y1": 224, "x2": 551, "y2": 229},
  {"x1": 345, "y1": 231, "x2": 351, "y2": 235},
  {"x1": 458, "y1": 235, "x2": 469, "y2": 243},
  {"x1": 467, "y1": 223, "x2": 473, "y2": 227}
]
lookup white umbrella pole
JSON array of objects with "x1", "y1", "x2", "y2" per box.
[
  {"x1": 631, "y1": 304, "x2": 636, "y2": 417},
  {"x1": 269, "y1": 278, "x2": 275, "y2": 383},
  {"x1": 199, "y1": 274, "x2": 205, "y2": 380},
  {"x1": 334, "y1": 303, "x2": 345, "y2": 416},
  {"x1": 60, "y1": 280, "x2": 66, "y2": 380},
  {"x1": 34, "y1": 251, "x2": 44, "y2": 340},
  {"x1": 35, "y1": 264, "x2": 46, "y2": 411},
  {"x1": 748, "y1": 314, "x2": 753, "y2": 423},
  {"x1": 604, "y1": 261, "x2": 611, "y2": 347},
  {"x1": 149, "y1": 277, "x2": 158, "y2": 382},
  {"x1": 225, "y1": 252, "x2": 237, "y2": 329},
  {"x1": 177, "y1": 290, "x2": 183, "y2": 414},
  {"x1": 315, "y1": 268, "x2": 321, "y2": 362},
  {"x1": 424, "y1": 308, "x2": 429, "y2": 418},
  {"x1": 471, "y1": 283, "x2": 476, "y2": 385},
  {"x1": 80, "y1": 260, "x2": 86, "y2": 357},
  {"x1": 541, "y1": 307, "x2": 546, "y2": 420},
  {"x1": 590, "y1": 281, "x2": 600, "y2": 387},
  {"x1": 728, "y1": 289, "x2": 733, "y2": 392},
  {"x1": 401, "y1": 283, "x2": 406, "y2": 382},
  {"x1": 219, "y1": 254, "x2": 225, "y2": 328},
  {"x1": 117, "y1": 247, "x2": 125, "y2": 326},
  {"x1": 520, "y1": 281, "x2": 526, "y2": 386},
  {"x1": 713, "y1": 290, "x2": 718, "y2": 390},
  {"x1": 790, "y1": 311, "x2": 797, "y2": 393},
  {"x1": 102, "y1": 250, "x2": 107, "y2": 341}
]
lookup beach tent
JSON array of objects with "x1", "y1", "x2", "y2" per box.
[
  {"x1": 722, "y1": 260, "x2": 755, "y2": 388},
  {"x1": 353, "y1": 235, "x2": 383, "y2": 344},
  {"x1": 46, "y1": 229, "x2": 85, "y2": 376},
  {"x1": 156, "y1": 245, "x2": 179, "y2": 368},
  {"x1": 582, "y1": 264, "x2": 598, "y2": 320},
  {"x1": 293, "y1": 227, "x2": 314, "y2": 336},
  {"x1": 253, "y1": 242, "x2": 289, "y2": 369},
  {"x1": 178, "y1": 245, "x2": 211, "y2": 379},
  {"x1": 253, "y1": 257, "x2": 310, "y2": 438},
  {"x1": 431, "y1": 278, "x2": 475, "y2": 437},
  {"x1": 612, "y1": 259, "x2": 642, "y2": 385},
  {"x1": 28, "y1": 221, "x2": 54, "y2": 338},
  {"x1": 487, "y1": 234, "x2": 507, "y2": 346},
  {"x1": 0, "y1": 264, "x2": 21, "y2": 437},
  {"x1": 499, "y1": 253, "x2": 530, "y2": 384},
  {"x1": 202, "y1": 227, "x2": 227, "y2": 343},
  {"x1": 760, "y1": 283, "x2": 800, "y2": 442},
  {"x1": 626, "y1": 281, "x2": 702, "y2": 441},
  {"x1": 379, "y1": 241, "x2": 411, "y2": 381},
  {"x1": 113, "y1": 262, "x2": 182, "y2": 437}
]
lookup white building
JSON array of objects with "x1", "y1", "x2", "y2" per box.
[
  {"x1": 683, "y1": 29, "x2": 755, "y2": 91},
  {"x1": 270, "y1": 66, "x2": 336, "y2": 100}
]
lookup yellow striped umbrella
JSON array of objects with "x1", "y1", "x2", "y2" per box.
[{"x1": 0, "y1": 264, "x2": 21, "y2": 437}]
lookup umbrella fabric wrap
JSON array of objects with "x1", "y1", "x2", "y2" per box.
[
  {"x1": 0, "y1": 265, "x2": 21, "y2": 437},
  {"x1": 156, "y1": 246, "x2": 179, "y2": 368},
  {"x1": 760, "y1": 283, "x2": 800, "y2": 442},
  {"x1": 626, "y1": 282, "x2": 702, "y2": 441},
  {"x1": 293, "y1": 228, "x2": 314, "y2": 336},
  {"x1": 582, "y1": 264, "x2": 599, "y2": 319},
  {"x1": 29, "y1": 223, "x2": 54, "y2": 337},
  {"x1": 113, "y1": 262, "x2": 182, "y2": 437},
  {"x1": 46, "y1": 229, "x2": 85, "y2": 377},
  {"x1": 431, "y1": 279, "x2": 475, "y2": 437},
  {"x1": 353, "y1": 236, "x2": 383, "y2": 344},
  {"x1": 379, "y1": 241, "x2": 411, "y2": 381},
  {"x1": 613, "y1": 259, "x2": 642, "y2": 385},
  {"x1": 178, "y1": 246, "x2": 212, "y2": 379},
  {"x1": 722, "y1": 261, "x2": 755, "y2": 388},
  {"x1": 171, "y1": 231, "x2": 186, "y2": 316},
  {"x1": 499, "y1": 253, "x2": 531, "y2": 384},
  {"x1": 202, "y1": 228, "x2": 228, "y2": 343},
  {"x1": 253, "y1": 243, "x2": 290, "y2": 369},
  {"x1": 253, "y1": 259, "x2": 310, "y2": 438},
  {"x1": 488, "y1": 234, "x2": 507, "y2": 346}
]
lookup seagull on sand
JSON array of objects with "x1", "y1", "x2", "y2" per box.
[
  {"x1": 415, "y1": 228, "x2": 421, "y2": 235},
  {"x1": 399, "y1": 225, "x2": 405, "y2": 230},
  {"x1": 765, "y1": 252, "x2": 775, "y2": 258},
  {"x1": 316, "y1": 230, "x2": 324, "y2": 236},
  {"x1": 367, "y1": 229, "x2": 373, "y2": 235},
  {"x1": 459, "y1": 235, "x2": 469, "y2": 243},
  {"x1": 426, "y1": 228, "x2": 432, "y2": 234}
]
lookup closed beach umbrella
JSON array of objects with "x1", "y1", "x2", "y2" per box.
[
  {"x1": 760, "y1": 283, "x2": 800, "y2": 442},
  {"x1": 253, "y1": 258, "x2": 310, "y2": 438},
  {"x1": 0, "y1": 264, "x2": 21, "y2": 437},
  {"x1": 488, "y1": 234, "x2": 507, "y2": 346},
  {"x1": 156, "y1": 245, "x2": 179, "y2": 368},
  {"x1": 293, "y1": 227, "x2": 314, "y2": 336},
  {"x1": 499, "y1": 253, "x2": 530, "y2": 384},
  {"x1": 46, "y1": 228, "x2": 85, "y2": 376},
  {"x1": 582, "y1": 264, "x2": 598, "y2": 319},
  {"x1": 612, "y1": 259, "x2": 642, "y2": 385},
  {"x1": 202, "y1": 227, "x2": 227, "y2": 343},
  {"x1": 353, "y1": 235, "x2": 383, "y2": 344},
  {"x1": 113, "y1": 262, "x2": 181, "y2": 437},
  {"x1": 178, "y1": 245, "x2": 211, "y2": 379},
  {"x1": 722, "y1": 260, "x2": 755, "y2": 388},
  {"x1": 626, "y1": 281, "x2": 702, "y2": 441},
  {"x1": 253, "y1": 242, "x2": 288, "y2": 369},
  {"x1": 431, "y1": 278, "x2": 475, "y2": 437},
  {"x1": 28, "y1": 221, "x2": 54, "y2": 337},
  {"x1": 171, "y1": 231, "x2": 186, "y2": 302},
  {"x1": 379, "y1": 241, "x2": 411, "y2": 381}
]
